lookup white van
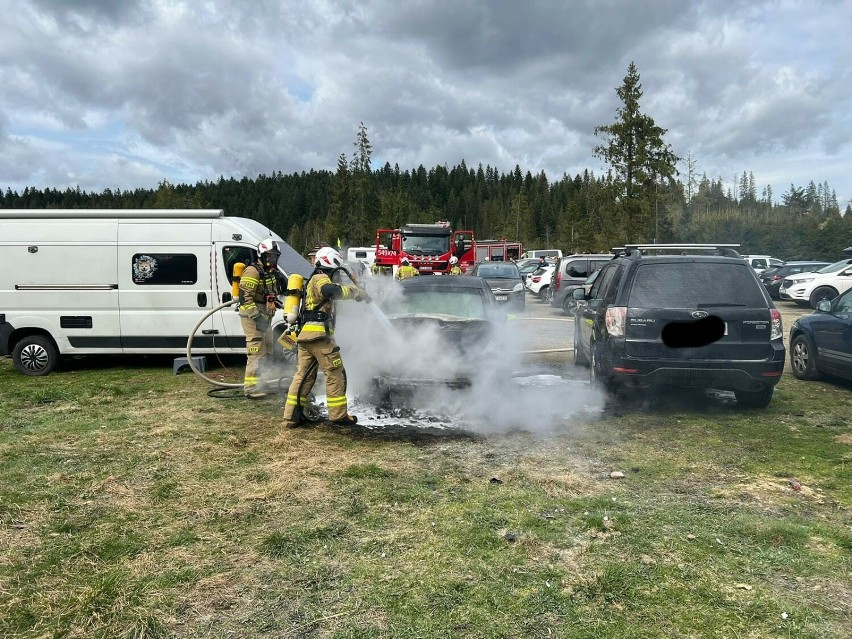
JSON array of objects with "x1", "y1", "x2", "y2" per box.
[
  {"x1": 0, "y1": 209, "x2": 312, "y2": 375},
  {"x1": 520, "y1": 249, "x2": 563, "y2": 260}
]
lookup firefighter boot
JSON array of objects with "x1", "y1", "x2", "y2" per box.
[{"x1": 330, "y1": 414, "x2": 358, "y2": 426}]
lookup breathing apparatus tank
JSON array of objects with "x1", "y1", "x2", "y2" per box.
[
  {"x1": 277, "y1": 273, "x2": 305, "y2": 352},
  {"x1": 284, "y1": 273, "x2": 304, "y2": 324},
  {"x1": 231, "y1": 262, "x2": 246, "y2": 300}
]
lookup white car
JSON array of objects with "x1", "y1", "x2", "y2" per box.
[
  {"x1": 742, "y1": 255, "x2": 784, "y2": 273},
  {"x1": 525, "y1": 265, "x2": 555, "y2": 299},
  {"x1": 779, "y1": 257, "x2": 852, "y2": 308}
]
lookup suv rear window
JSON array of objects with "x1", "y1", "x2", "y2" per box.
[{"x1": 629, "y1": 262, "x2": 766, "y2": 308}]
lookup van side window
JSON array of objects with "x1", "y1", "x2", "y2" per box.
[
  {"x1": 222, "y1": 246, "x2": 255, "y2": 283},
  {"x1": 566, "y1": 260, "x2": 589, "y2": 278},
  {"x1": 131, "y1": 254, "x2": 197, "y2": 285}
]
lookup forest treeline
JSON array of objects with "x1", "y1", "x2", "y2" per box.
[{"x1": 3, "y1": 64, "x2": 851, "y2": 261}]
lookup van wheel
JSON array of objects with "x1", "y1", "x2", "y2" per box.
[
  {"x1": 12, "y1": 335, "x2": 59, "y2": 376},
  {"x1": 563, "y1": 295, "x2": 577, "y2": 315},
  {"x1": 809, "y1": 286, "x2": 837, "y2": 308},
  {"x1": 734, "y1": 387, "x2": 774, "y2": 408}
]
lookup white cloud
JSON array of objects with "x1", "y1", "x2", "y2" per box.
[{"x1": 0, "y1": 0, "x2": 850, "y2": 205}]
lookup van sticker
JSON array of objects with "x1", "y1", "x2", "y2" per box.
[{"x1": 133, "y1": 255, "x2": 158, "y2": 281}]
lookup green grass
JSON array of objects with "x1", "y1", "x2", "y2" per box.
[{"x1": 0, "y1": 355, "x2": 850, "y2": 637}]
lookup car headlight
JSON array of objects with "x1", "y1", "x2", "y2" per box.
[
  {"x1": 513, "y1": 282, "x2": 524, "y2": 292},
  {"x1": 794, "y1": 278, "x2": 814, "y2": 284}
]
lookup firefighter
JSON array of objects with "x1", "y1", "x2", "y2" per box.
[
  {"x1": 283, "y1": 246, "x2": 369, "y2": 428},
  {"x1": 448, "y1": 256, "x2": 462, "y2": 275},
  {"x1": 396, "y1": 257, "x2": 419, "y2": 281},
  {"x1": 239, "y1": 240, "x2": 282, "y2": 399}
]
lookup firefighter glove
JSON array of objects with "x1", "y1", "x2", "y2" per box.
[{"x1": 353, "y1": 287, "x2": 369, "y2": 303}]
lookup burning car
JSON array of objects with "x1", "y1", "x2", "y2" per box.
[{"x1": 370, "y1": 275, "x2": 508, "y2": 401}]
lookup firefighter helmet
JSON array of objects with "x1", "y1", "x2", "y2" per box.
[
  {"x1": 449, "y1": 256, "x2": 458, "y2": 265},
  {"x1": 315, "y1": 246, "x2": 344, "y2": 270},
  {"x1": 401, "y1": 257, "x2": 410, "y2": 265},
  {"x1": 257, "y1": 239, "x2": 281, "y2": 258}
]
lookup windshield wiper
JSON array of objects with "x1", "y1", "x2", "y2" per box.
[{"x1": 696, "y1": 303, "x2": 747, "y2": 308}]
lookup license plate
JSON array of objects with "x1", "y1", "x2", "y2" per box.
[{"x1": 495, "y1": 295, "x2": 507, "y2": 301}]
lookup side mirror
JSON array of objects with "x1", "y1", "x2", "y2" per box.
[
  {"x1": 817, "y1": 300, "x2": 832, "y2": 312},
  {"x1": 572, "y1": 288, "x2": 586, "y2": 300}
]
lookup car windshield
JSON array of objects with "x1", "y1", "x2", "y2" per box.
[
  {"x1": 402, "y1": 234, "x2": 449, "y2": 256},
  {"x1": 384, "y1": 289, "x2": 486, "y2": 320},
  {"x1": 629, "y1": 263, "x2": 767, "y2": 308},
  {"x1": 475, "y1": 264, "x2": 520, "y2": 278},
  {"x1": 815, "y1": 259, "x2": 852, "y2": 274}
]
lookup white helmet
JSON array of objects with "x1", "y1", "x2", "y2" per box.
[
  {"x1": 257, "y1": 239, "x2": 281, "y2": 258},
  {"x1": 401, "y1": 257, "x2": 410, "y2": 265},
  {"x1": 449, "y1": 256, "x2": 459, "y2": 265},
  {"x1": 315, "y1": 246, "x2": 344, "y2": 270}
]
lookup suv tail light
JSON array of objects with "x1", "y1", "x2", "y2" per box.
[
  {"x1": 532, "y1": 276, "x2": 541, "y2": 283},
  {"x1": 605, "y1": 306, "x2": 627, "y2": 337},
  {"x1": 771, "y1": 275, "x2": 781, "y2": 281},
  {"x1": 770, "y1": 309, "x2": 782, "y2": 340},
  {"x1": 555, "y1": 269, "x2": 562, "y2": 291}
]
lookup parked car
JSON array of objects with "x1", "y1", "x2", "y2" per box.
[
  {"x1": 760, "y1": 261, "x2": 830, "y2": 299},
  {"x1": 779, "y1": 258, "x2": 852, "y2": 308},
  {"x1": 742, "y1": 255, "x2": 785, "y2": 273},
  {"x1": 525, "y1": 265, "x2": 555, "y2": 300},
  {"x1": 550, "y1": 254, "x2": 614, "y2": 312},
  {"x1": 516, "y1": 259, "x2": 541, "y2": 279},
  {"x1": 789, "y1": 287, "x2": 852, "y2": 383},
  {"x1": 373, "y1": 275, "x2": 506, "y2": 396},
  {"x1": 572, "y1": 244, "x2": 785, "y2": 407},
  {"x1": 468, "y1": 261, "x2": 525, "y2": 310}
]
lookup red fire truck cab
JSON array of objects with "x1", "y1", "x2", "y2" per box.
[{"x1": 375, "y1": 222, "x2": 475, "y2": 275}]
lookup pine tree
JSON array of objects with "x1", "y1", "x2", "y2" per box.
[{"x1": 593, "y1": 62, "x2": 679, "y2": 240}]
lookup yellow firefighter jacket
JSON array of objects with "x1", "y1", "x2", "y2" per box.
[
  {"x1": 238, "y1": 263, "x2": 279, "y2": 319},
  {"x1": 297, "y1": 271, "x2": 355, "y2": 342},
  {"x1": 396, "y1": 264, "x2": 419, "y2": 280},
  {"x1": 449, "y1": 265, "x2": 462, "y2": 275}
]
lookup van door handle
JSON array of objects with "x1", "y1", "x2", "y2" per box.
[
  {"x1": 222, "y1": 292, "x2": 232, "y2": 303},
  {"x1": 197, "y1": 292, "x2": 208, "y2": 307}
]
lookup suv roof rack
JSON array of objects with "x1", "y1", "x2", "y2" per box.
[{"x1": 620, "y1": 243, "x2": 742, "y2": 258}]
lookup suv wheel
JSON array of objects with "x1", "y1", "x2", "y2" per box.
[
  {"x1": 791, "y1": 334, "x2": 821, "y2": 380},
  {"x1": 573, "y1": 330, "x2": 588, "y2": 366},
  {"x1": 809, "y1": 286, "x2": 837, "y2": 308},
  {"x1": 734, "y1": 387, "x2": 774, "y2": 408},
  {"x1": 12, "y1": 335, "x2": 59, "y2": 376},
  {"x1": 589, "y1": 342, "x2": 615, "y2": 392},
  {"x1": 538, "y1": 285, "x2": 550, "y2": 302}
]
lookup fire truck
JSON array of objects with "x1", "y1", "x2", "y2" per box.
[{"x1": 374, "y1": 222, "x2": 522, "y2": 275}]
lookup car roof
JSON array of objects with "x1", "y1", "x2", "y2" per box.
[{"x1": 400, "y1": 275, "x2": 490, "y2": 290}]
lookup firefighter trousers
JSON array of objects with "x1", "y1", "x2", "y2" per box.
[
  {"x1": 241, "y1": 315, "x2": 272, "y2": 394},
  {"x1": 283, "y1": 338, "x2": 349, "y2": 424}
]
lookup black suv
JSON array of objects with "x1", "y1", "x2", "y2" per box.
[{"x1": 572, "y1": 244, "x2": 785, "y2": 407}]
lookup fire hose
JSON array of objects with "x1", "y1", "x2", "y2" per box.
[{"x1": 185, "y1": 299, "x2": 295, "y2": 398}]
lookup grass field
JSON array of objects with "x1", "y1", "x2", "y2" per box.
[{"x1": 1, "y1": 353, "x2": 850, "y2": 638}]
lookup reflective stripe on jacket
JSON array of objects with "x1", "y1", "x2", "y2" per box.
[
  {"x1": 397, "y1": 265, "x2": 419, "y2": 280},
  {"x1": 297, "y1": 271, "x2": 353, "y2": 342},
  {"x1": 239, "y1": 264, "x2": 279, "y2": 318}
]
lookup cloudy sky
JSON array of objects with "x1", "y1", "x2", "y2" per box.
[{"x1": 2, "y1": 0, "x2": 851, "y2": 207}]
